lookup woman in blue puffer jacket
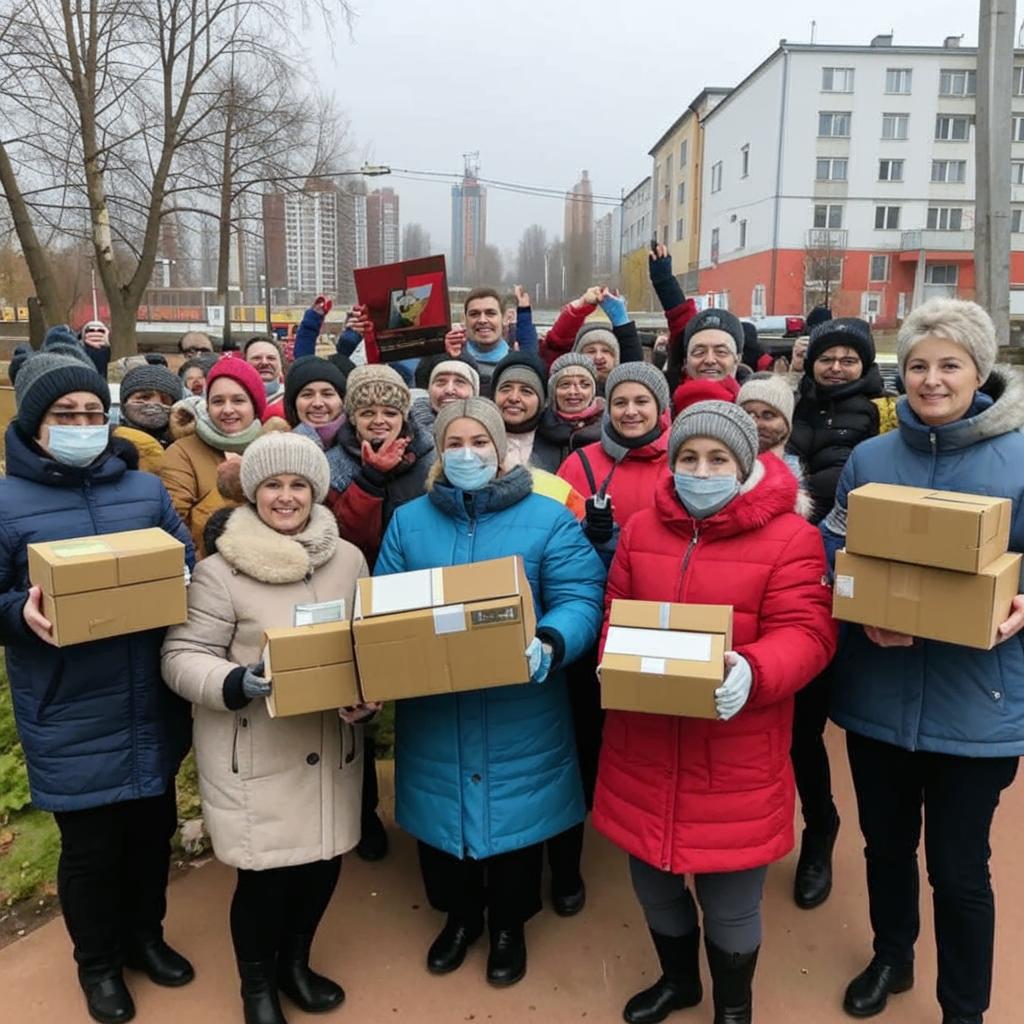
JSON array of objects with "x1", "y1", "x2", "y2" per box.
[
  {"x1": 375, "y1": 396, "x2": 604, "y2": 990},
  {"x1": 821, "y1": 298, "x2": 1024, "y2": 1024},
  {"x1": 0, "y1": 351, "x2": 195, "y2": 1024}
]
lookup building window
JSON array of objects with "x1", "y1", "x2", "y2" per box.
[
  {"x1": 676, "y1": 218, "x2": 685, "y2": 241},
  {"x1": 711, "y1": 161, "x2": 723, "y2": 193},
  {"x1": 739, "y1": 219, "x2": 747, "y2": 248},
  {"x1": 1015, "y1": 117, "x2": 1024, "y2": 143},
  {"x1": 741, "y1": 144, "x2": 750, "y2": 178},
  {"x1": 814, "y1": 204, "x2": 843, "y2": 229},
  {"x1": 935, "y1": 115, "x2": 971, "y2": 141},
  {"x1": 822, "y1": 67, "x2": 855, "y2": 92},
  {"x1": 818, "y1": 111, "x2": 851, "y2": 137},
  {"x1": 816, "y1": 157, "x2": 848, "y2": 181},
  {"x1": 869, "y1": 255, "x2": 891, "y2": 282},
  {"x1": 1013, "y1": 209, "x2": 1023, "y2": 233},
  {"x1": 711, "y1": 228, "x2": 720, "y2": 263},
  {"x1": 881, "y1": 113, "x2": 910, "y2": 140},
  {"x1": 885, "y1": 68, "x2": 913, "y2": 94},
  {"x1": 925, "y1": 264, "x2": 959, "y2": 286},
  {"x1": 1015, "y1": 67, "x2": 1024, "y2": 97},
  {"x1": 678, "y1": 181, "x2": 686, "y2": 205},
  {"x1": 752, "y1": 284, "x2": 767, "y2": 316},
  {"x1": 679, "y1": 139, "x2": 688, "y2": 166},
  {"x1": 874, "y1": 205, "x2": 901, "y2": 230},
  {"x1": 927, "y1": 207, "x2": 964, "y2": 230},
  {"x1": 939, "y1": 69, "x2": 977, "y2": 97},
  {"x1": 931, "y1": 159, "x2": 967, "y2": 183},
  {"x1": 1013, "y1": 161, "x2": 1024, "y2": 185},
  {"x1": 878, "y1": 158, "x2": 905, "y2": 182}
]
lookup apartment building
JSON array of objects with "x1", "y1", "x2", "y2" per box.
[
  {"x1": 697, "y1": 34, "x2": 1024, "y2": 326},
  {"x1": 619, "y1": 175, "x2": 653, "y2": 309}
]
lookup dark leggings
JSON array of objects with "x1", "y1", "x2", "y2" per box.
[
  {"x1": 230, "y1": 857, "x2": 342, "y2": 962},
  {"x1": 790, "y1": 668, "x2": 838, "y2": 834}
]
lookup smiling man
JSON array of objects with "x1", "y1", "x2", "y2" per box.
[{"x1": 444, "y1": 288, "x2": 508, "y2": 396}]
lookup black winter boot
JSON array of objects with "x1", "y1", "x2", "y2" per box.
[
  {"x1": 125, "y1": 934, "x2": 195, "y2": 987},
  {"x1": 486, "y1": 925, "x2": 527, "y2": 987},
  {"x1": 623, "y1": 929, "x2": 703, "y2": 1024},
  {"x1": 277, "y1": 933, "x2": 344, "y2": 1012},
  {"x1": 237, "y1": 958, "x2": 287, "y2": 1024},
  {"x1": 794, "y1": 812, "x2": 840, "y2": 909},
  {"x1": 842, "y1": 958, "x2": 914, "y2": 1017},
  {"x1": 941, "y1": 1015, "x2": 982, "y2": 1024},
  {"x1": 78, "y1": 966, "x2": 136, "y2": 1024},
  {"x1": 705, "y1": 937, "x2": 759, "y2": 1024}
]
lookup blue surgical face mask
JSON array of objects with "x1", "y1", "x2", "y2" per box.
[
  {"x1": 47, "y1": 425, "x2": 110, "y2": 468},
  {"x1": 443, "y1": 446, "x2": 498, "y2": 491},
  {"x1": 673, "y1": 472, "x2": 739, "y2": 519}
]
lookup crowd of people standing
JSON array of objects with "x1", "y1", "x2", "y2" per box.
[{"x1": 1, "y1": 251, "x2": 1022, "y2": 1024}]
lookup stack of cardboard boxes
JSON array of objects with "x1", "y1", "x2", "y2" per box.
[{"x1": 832, "y1": 483, "x2": 1021, "y2": 650}]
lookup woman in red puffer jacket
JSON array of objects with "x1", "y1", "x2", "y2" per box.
[{"x1": 594, "y1": 400, "x2": 836, "y2": 1024}]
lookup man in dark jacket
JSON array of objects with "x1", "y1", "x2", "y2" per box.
[
  {"x1": 786, "y1": 316, "x2": 884, "y2": 913},
  {"x1": 0, "y1": 352, "x2": 196, "y2": 1024}
]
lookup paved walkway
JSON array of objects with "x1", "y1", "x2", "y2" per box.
[{"x1": 2, "y1": 727, "x2": 1021, "y2": 1023}]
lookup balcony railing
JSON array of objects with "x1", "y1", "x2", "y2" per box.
[
  {"x1": 805, "y1": 228, "x2": 849, "y2": 249},
  {"x1": 900, "y1": 229, "x2": 974, "y2": 251}
]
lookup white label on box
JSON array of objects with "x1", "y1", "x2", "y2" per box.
[
  {"x1": 433, "y1": 604, "x2": 466, "y2": 635},
  {"x1": 293, "y1": 600, "x2": 345, "y2": 626},
  {"x1": 369, "y1": 569, "x2": 435, "y2": 615},
  {"x1": 835, "y1": 574, "x2": 855, "y2": 599},
  {"x1": 640, "y1": 657, "x2": 666, "y2": 674},
  {"x1": 605, "y1": 626, "x2": 713, "y2": 662}
]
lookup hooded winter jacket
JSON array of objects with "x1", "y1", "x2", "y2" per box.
[
  {"x1": 593, "y1": 455, "x2": 836, "y2": 874},
  {"x1": 0, "y1": 427, "x2": 194, "y2": 812},
  {"x1": 822, "y1": 367, "x2": 1024, "y2": 758},
  {"x1": 531, "y1": 404, "x2": 604, "y2": 472},
  {"x1": 374, "y1": 466, "x2": 605, "y2": 859}
]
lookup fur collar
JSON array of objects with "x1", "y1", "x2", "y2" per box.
[{"x1": 215, "y1": 504, "x2": 338, "y2": 583}]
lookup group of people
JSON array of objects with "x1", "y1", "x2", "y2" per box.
[{"x1": 1, "y1": 250, "x2": 1022, "y2": 1024}]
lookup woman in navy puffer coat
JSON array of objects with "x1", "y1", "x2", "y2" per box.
[
  {"x1": 374, "y1": 397, "x2": 604, "y2": 989},
  {"x1": 0, "y1": 352, "x2": 194, "y2": 1023},
  {"x1": 821, "y1": 299, "x2": 1024, "y2": 1024}
]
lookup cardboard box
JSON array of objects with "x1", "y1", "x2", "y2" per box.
[
  {"x1": 846, "y1": 482, "x2": 1011, "y2": 573},
  {"x1": 598, "y1": 601, "x2": 733, "y2": 718},
  {"x1": 833, "y1": 549, "x2": 1022, "y2": 650},
  {"x1": 28, "y1": 528, "x2": 186, "y2": 646},
  {"x1": 262, "y1": 621, "x2": 360, "y2": 718},
  {"x1": 353, "y1": 556, "x2": 536, "y2": 701}
]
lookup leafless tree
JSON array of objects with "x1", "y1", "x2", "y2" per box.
[
  {"x1": 516, "y1": 224, "x2": 547, "y2": 302},
  {"x1": 0, "y1": 0, "x2": 354, "y2": 357},
  {"x1": 803, "y1": 229, "x2": 846, "y2": 312},
  {"x1": 402, "y1": 222, "x2": 432, "y2": 261}
]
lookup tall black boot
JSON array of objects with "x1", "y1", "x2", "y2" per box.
[
  {"x1": 705, "y1": 937, "x2": 759, "y2": 1024},
  {"x1": 623, "y1": 929, "x2": 703, "y2": 1024},
  {"x1": 277, "y1": 933, "x2": 344, "y2": 1013},
  {"x1": 237, "y1": 958, "x2": 287, "y2": 1024}
]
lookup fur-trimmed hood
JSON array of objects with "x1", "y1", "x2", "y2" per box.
[{"x1": 214, "y1": 503, "x2": 338, "y2": 583}]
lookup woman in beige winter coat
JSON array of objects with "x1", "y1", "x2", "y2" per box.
[{"x1": 162, "y1": 432, "x2": 373, "y2": 1024}]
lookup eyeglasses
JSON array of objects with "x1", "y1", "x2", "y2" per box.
[
  {"x1": 182, "y1": 345, "x2": 212, "y2": 355},
  {"x1": 47, "y1": 410, "x2": 110, "y2": 426},
  {"x1": 815, "y1": 356, "x2": 861, "y2": 369}
]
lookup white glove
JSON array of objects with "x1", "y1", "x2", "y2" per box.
[
  {"x1": 525, "y1": 637, "x2": 553, "y2": 683},
  {"x1": 715, "y1": 652, "x2": 752, "y2": 721}
]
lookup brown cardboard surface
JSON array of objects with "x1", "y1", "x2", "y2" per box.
[
  {"x1": 833, "y1": 549, "x2": 1022, "y2": 650},
  {"x1": 599, "y1": 601, "x2": 732, "y2": 718},
  {"x1": 354, "y1": 557, "x2": 536, "y2": 702},
  {"x1": 43, "y1": 577, "x2": 187, "y2": 647},
  {"x1": 846, "y1": 482, "x2": 1011, "y2": 573},
  {"x1": 263, "y1": 621, "x2": 359, "y2": 718},
  {"x1": 29, "y1": 528, "x2": 184, "y2": 596}
]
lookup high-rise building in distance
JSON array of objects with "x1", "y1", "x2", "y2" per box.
[
  {"x1": 367, "y1": 188, "x2": 400, "y2": 266},
  {"x1": 451, "y1": 154, "x2": 487, "y2": 285}
]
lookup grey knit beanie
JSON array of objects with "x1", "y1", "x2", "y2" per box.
[
  {"x1": 15, "y1": 352, "x2": 111, "y2": 437},
  {"x1": 121, "y1": 364, "x2": 183, "y2": 403},
  {"x1": 737, "y1": 374, "x2": 796, "y2": 434},
  {"x1": 549, "y1": 352, "x2": 598, "y2": 396},
  {"x1": 428, "y1": 359, "x2": 481, "y2": 395},
  {"x1": 240, "y1": 432, "x2": 331, "y2": 504},
  {"x1": 896, "y1": 297, "x2": 997, "y2": 384},
  {"x1": 344, "y1": 363, "x2": 411, "y2": 417},
  {"x1": 605, "y1": 361, "x2": 672, "y2": 416},
  {"x1": 573, "y1": 322, "x2": 620, "y2": 361},
  {"x1": 668, "y1": 399, "x2": 760, "y2": 480},
  {"x1": 683, "y1": 308, "x2": 746, "y2": 357},
  {"x1": 433, "y1": 397, "x2": 508, "y2": 465}
]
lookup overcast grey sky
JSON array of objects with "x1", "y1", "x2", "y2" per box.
[{"x1": 308, "y1": 1, "x2": 997, "y2": 265}]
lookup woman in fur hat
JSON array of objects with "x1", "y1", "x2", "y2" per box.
[{"x1": 163, "y1": 433, "x2": 373, "y2": 1024}]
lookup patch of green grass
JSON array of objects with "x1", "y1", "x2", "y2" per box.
[
  {"x1": 374, "y1": 702, "x2": 395, "y2": 759},
  {"x1": 0, "y1": 808, "x2": 59, "y2": 906}
]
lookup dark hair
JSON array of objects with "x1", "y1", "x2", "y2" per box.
[
  {"x1": 143, "y1": 352, "x2": 169, "y2": 366},
  {"x1": 463, "y1": 287, "x2": 502, "y2": 313},
  {"x1": 243, "y1": 335, "x2": 283, "y2": 358},
  {"x1": 177, "y1": 331, "x2": 214, "y2": 353}
]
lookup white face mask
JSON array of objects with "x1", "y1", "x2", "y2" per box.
[{"x1": 46, "y1": 425, "x2": 109, "y2": 467}]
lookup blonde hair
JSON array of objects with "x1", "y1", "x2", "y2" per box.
[{"x1": 896, "y1": 298, "x2": 997, "y2": 381}]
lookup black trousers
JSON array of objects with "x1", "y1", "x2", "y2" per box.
[
  {"x1": 790, "y1": 668, "x2": 837, "y2": 834},
  {"x1": 230, "y1": 856, "x2": 342, "y2": 962},
  {"x1": 417, "y1": 840, "x2": 543, "y2": 932},
  {"x1": 361, "y1": 729, "x2": 379, "y2": 823},
  {"x1": 546, "y1": 646, "x2": 604, "y2": 891},
  {"x1": 53, "y1": 785, "x2": 177, "y2": 981},
  {"x1": 846, "y1": 731, "x2": 1018, "y2": 1017}
]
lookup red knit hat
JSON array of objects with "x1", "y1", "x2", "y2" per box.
[
  {"x1": 206, "y1": 356, "x2": 267, "y2": 420},
  {"x1": 671, "y1": 376, "x2": 740, "y2": 415}
]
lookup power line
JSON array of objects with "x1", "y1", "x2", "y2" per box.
[{"x1": 388, "y1": 169, "x2": 621, "y2": 208}]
